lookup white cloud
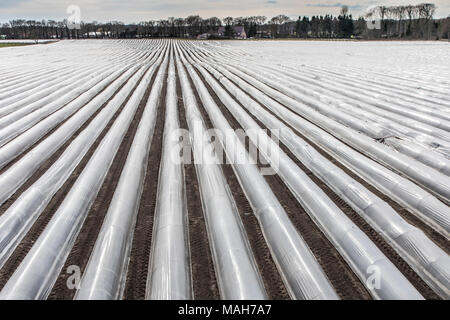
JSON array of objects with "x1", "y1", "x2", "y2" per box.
[{"x1": 0, "y1": 0, "x2": 448, "y2": 23}]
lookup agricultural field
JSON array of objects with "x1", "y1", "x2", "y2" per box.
[
  {"x1": 0, "y1": 39, "x2": 448, "y2": 300},
  {"x1": 0, "y1": 44, "x2": 30, "y2": 48},
  {"x1": 0, "y1": 40, "x2": 58, "y2": 48},
  {"x1": 0, "y1": 39, "x2": 58, "y2": 44}
]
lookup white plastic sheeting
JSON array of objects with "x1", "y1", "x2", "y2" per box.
[
  {"x1": 0, "y1": 68, "x2": 76, "y2": 111},
  {"x1": 0, "y1": 65, "x2": 145, "y2": 271},
  {"x1": 0, "y1": 51, "x2": 159, "y2": 206},
  {"x1": 179, "y1": 46, "x2": 339, "y2": 300},
  {"x1": 175, "y1": 47, "x2": 267, "y2": 300},
  {"x1": 0, "y1": 49, "x2": 161, "y2": 255},
  {"x1": 198, "y1": 59, "x2": 450, "y2": 235},
  {"x1": 0, "y1": 47, "x2": 147, "y2": 107},
  {"x1": 0, "y1": 39, "x2": 57, "y2": 44},
  {"x1": 0, "y1": 70, "x2": 115, "y2": 147},
  {"x1": 0, "y1": 65, "x2": 106, "y2": 119},
  {"x1": 198, "y1": 44, "x2": 450, "y2": 157},
  {"x1": 332, "y1": 100, "x2": 450, "y2": 156},
  {"x1": 75, "y1": 48, "x2": 169, "y2": 300},
  {"x1": 267, "y1": 63, "x2": 450, "y2": 130},
  {"x1": 299, "y1": 63, "x2": 450, "y2": 105},
  {"x1": 0, "y1": 67, "x2": 126, "y2": 170},
  {"x1": 209, "y1": 41, "x2": 449, "y2": 110},
  {"x1": 210, "y1": 57, "x2": 390, "y2": 140},
  {"x1": 0, "y1": 67, "x2": 66, "y2": 94},
  {"x1": 242, "y1": 62, "x2": 450, "y2": 145},
  {"x1": 0, "y1": 51, "x2": 156, "y2": 171},
  {"x1": 146, "y1": 51, "x2": 192, "y2": 300},
  {"x1": 187, "y1": 53, "x2": 450, "y2": 298},
  {"x1": 384, "y1": 137, "x2": 450, "y2": 176},
  {"x1": 296, "y1": 64, "x2": 450, "y2": 112},
  {"x1": 288, "y1": 70, "x2": 450, "y2": 131},
  {"x1": 0, "y1": 67, "x2": 71, "y2": 98},
  {"x1": 184, "y1": 50, "x2": 425, "y2": 300},
  {"x1": 217, "y1": 62, "x2": 450, "y2": 203},
  {"x1": 0, "y1": 54, "x2": 160, "y2": 300},
  {"x1": 0, "y1": 39, "x2": 448, "y2": 300}
]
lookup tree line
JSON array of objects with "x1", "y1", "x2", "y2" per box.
[
  {"x1": 1, "y1": 4, "x2": 448, "y2": 40},
  {"x1": 365, "y1": 3, "x2": 447, "y2": 39}
]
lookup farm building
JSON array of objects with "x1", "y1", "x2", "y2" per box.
[
  {"x1": 256, "y1": 30, "x2": 272, "y2": 38},
  {"x1": 217, "y1": 26, "x2": 247, "y2": 39}
]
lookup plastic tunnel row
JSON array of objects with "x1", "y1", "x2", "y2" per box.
[{"x1": 0, "y1": 39, "x2": 448, "y2": 300}]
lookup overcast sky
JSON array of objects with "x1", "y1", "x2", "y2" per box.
[{"x1": 1, "y1": 0, "x2": 449, "y2": 23}]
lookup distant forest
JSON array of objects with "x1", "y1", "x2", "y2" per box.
[{"x1": 1, "y1": 3, "x2": 449, "y2": 40}]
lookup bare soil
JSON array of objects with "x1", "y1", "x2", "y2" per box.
[{"x1": 121, "y1": 64, "x2": 168, "y2": 300}]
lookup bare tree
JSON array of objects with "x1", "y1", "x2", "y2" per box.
[
  {"x1": 392, "y1": 6, "x2": 407, "y2": 37},
  {"x1": 1, "y1": 5, "x2": 445, "y2": 40},
  {"x1": 405, "y1": 5, "x2": 418, "y2": 36},
  {"x1": 270, "y1": 14, "x2": 290, "y2": 37},
  {"x1": 417, "y1": 3, "x2": 436, "y2": 38},
  {"x1": 174, "y1": 18, "x2": 185, "y2": 37},
  {"x1": 256, "y1": 16, "x2": 267, "y2": 25},
  {"x1": 185, "y1": 15, "x2": 202, "y2": 36},
  {"x1": 223, "y1": 17, "x2": 233, "y2": 26},
  {"x1": 206, "y1": 16, "x2": 222, "y2": 32}
]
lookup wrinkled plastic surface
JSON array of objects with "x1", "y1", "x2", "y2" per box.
[
  {"x1": 0, "y1": 56, "x2": 160, "y2": 300},
  {"x1": 175, "y1": 47, "x2": 267, "y2": 300},
  {"x1": 0, "y1": 65, "x2": 144, "y2": 271},
  {"x1": 180, "y1": 46, "x2": 339, "y2": 300},
  {"x1": 184, "y1": 49, "x2": 424, "y2": 300},
  {"x1": 146, "y1": 51, "x2": 192, "y2": 300},
  {"x1": 197, "y1": 55, "x2": 449, "y2": 236},
  {"x1": 76, "y1": 48, "x2": 169, "y2": 300}
]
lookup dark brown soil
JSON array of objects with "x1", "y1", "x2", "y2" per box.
[{"x1": 122, "y1": 63, "x2": 167, "y2": 300}]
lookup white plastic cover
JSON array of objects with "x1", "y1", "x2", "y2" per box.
[
  {"x1": 0, "y1": 53, "x2": 161, "y2": 300},
  {"x1": 201, "y1": 59, "x2": 450, "y2": 234},
  {"x1": 184, "y1": 50, "x2": 425, "y2": 300},
  {"x1": 194, "y1": 59, "x2": 449, "y2": 298},
  {"x1": 146, "y1": 49, "x2": 192, "y2": 300},
  {"x1": 76, "y1": 47, "x2": 170, "y2": 300},
  {"x1": 179, "y1": 45, "x2": 339, "y2": 300},
  {"x1": 175, "y1": 46, "x2": 267, "y2": 300}
]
